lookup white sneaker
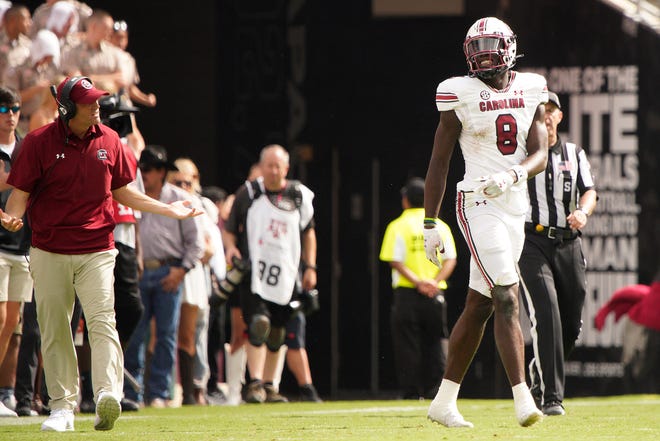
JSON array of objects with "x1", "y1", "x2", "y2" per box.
[
  {"x1": 41, "y1": 409, "x2": 74, "y2": 431},
  {"x1": 225, "y1": 391, "x2": 243, "y2": 406},
  {"x1": 427, "y1": 400, "x2": 474, "y2": 428},
  {"x1": 516, "y1": 402, "x2": 543, "y2": 427},
  {"x1": 94, "y1": 392, "x2": 121, "y2": 431},
  {"x1": 1, "y1": 394, "x2": 17, "y2": 411},
  {"x1": 0, "y1": 401, "x2": 17, "y2": 417}
]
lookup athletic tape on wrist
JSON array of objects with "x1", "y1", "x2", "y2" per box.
[{"x1": 510, "y1": 165, "x2": 528, "y2": 183}]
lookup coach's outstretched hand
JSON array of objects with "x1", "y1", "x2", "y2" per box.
[
  {"x1": 0, "y1": 208, "x2": 23, "y2": 232},
  {"x1": 168, "y1": 200, "x2": 204, "y2": 219}
]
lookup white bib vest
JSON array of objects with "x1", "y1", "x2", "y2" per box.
[{"x1": 245, "y1": 178, "x2": 314, "y2": 305}]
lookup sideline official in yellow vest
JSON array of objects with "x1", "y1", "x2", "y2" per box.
[{"x1": 379, "y1": 177, "x2": 457, "y2": 400}]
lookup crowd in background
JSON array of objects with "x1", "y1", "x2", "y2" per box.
[{"x1": 0, "y1": 1, "x2": 322, "y2": 420}]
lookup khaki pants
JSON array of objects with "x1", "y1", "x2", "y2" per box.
[{"x1": 31, "y1": 247, "x2": 123, "y2": 411}]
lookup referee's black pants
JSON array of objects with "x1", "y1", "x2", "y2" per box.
[
  {"x1": 519, "y1": 233, "x2": 587, "y2": 406},
  {"x1": 390, "y1": 287, "x2": 447, "y2": 399}
]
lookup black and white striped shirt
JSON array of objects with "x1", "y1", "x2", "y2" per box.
[{"x1": 526, "y1": 138, "x2": 595, "y2": 229}]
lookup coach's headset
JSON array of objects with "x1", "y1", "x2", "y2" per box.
[{"x1": 49, "y1": 76, "x2": 92, "y2": 122}]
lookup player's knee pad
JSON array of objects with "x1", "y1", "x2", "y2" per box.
[
  {"x1": 248, "y1": 314, "x2": 271, "y2": 347},
  {"x1": 265, "y1": 326, "x2": 286, "y2": 352}
]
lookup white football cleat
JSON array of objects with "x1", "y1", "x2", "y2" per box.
[
  {"x1": 427, "y1": 400, "x2": 474, "y2": 428},
  {"x1": 41, "y1": 409, "x2": 74, "y2": 431},
  {"x1": 516, "y1": 403, "x2": 543, "y2": 427}
]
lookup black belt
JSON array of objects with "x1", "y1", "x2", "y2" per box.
[
  {"x1": 143, "y1": 258, "x2": 182, "y2": 270},
  {"x1": 525, "y1": 223, "x2": 578, "y2": 240}
]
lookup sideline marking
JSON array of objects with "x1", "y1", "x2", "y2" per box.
[{"x1": 273, "y1": 397, "x2": 660, "y2": 416}]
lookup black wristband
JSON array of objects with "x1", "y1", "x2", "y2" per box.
[{"x1": 304, "y1": 263, "x2": 317, "y2": 271}]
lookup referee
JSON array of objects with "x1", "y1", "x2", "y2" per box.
[{"x1": 519, "y1": 92, "x2": 597, "y2": 416}]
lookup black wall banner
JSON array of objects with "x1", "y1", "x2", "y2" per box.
[{"x1": 525, "y1": 65, "x2": 642, "y2": 394}]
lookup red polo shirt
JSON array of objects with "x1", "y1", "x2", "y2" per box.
[
  {"x1": 7, "y1": 119, "x2": 135, "y2": 254},
  {"x1": 112, "y1": 142, "x2": 138, "y2": 225}
]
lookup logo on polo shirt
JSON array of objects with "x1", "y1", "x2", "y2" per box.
[{"x1": 97, "y1": 149, "x2": 108, "y2": 160}]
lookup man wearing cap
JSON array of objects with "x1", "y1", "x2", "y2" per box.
[
  {"x1": 0, "y1": 77, "x2": 202, "y2": 432},
  {"x1": 379, "y1": 177, "x2": 457, "y2": 400},
  {"x1": 123, "y1": 145, "x2": 204, "y2": 409},
  {"x1": 518, "y1": 92, "x2": 598, "y2": 416}
]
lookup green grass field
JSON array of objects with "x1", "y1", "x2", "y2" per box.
[{"x1": 1, "y1": 395, "x2": 658, "y2": 441}]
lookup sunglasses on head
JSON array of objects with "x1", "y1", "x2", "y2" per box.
[
  {"x1": 0, "y1": 105, "x2": 20, "y2": 114},
  {"x1": 113, "y1": 20, "x2": 128, "y2": 32}
]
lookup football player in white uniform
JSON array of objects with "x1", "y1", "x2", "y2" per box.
[{"x1": 424, "y1": 17, "x2": 548, "y2": 428}]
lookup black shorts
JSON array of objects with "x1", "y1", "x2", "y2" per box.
[
  {"x1": 284, "y1": 310, "x2": 306, "y2": 349},
  {"x1": 239, "y1": 277, "x2": 293, "y2": 328}
]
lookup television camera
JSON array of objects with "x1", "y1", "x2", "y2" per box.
[{"x1": 99, "y1": 93, "x2": 139, "y2": 138}]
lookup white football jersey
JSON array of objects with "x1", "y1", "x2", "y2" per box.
[{"x1": 435, "y1": 71, "x2": 548, "y2": 201}]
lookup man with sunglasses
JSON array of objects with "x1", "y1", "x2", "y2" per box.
[
  {"x1": 108, "y1": 19, "x2": 157, "y2": 109},
  {"x1": 0, "y1": 104, "x2": 21, "y2": 119},
  {"x1": 0, "y1": 78, "x2": 203, "y2": 432},
  {"x1": 0, "y1": 86, "x2": 30, "y2": 418}
]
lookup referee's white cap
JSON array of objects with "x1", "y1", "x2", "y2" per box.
[{"x1": 547, "y1": 91, "x2": 561, "y2": 109}]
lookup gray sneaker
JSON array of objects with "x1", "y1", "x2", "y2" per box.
[
  {"x1": 245, "y1": 381, "x2": 266, "y2": 404},
  {"x1": 264, "y1": 384, "x2": 288, "y2": 403},
  {"x1": 299, "y1": 384, "x2": 322, "y2": 403},
  {"x1": 542, "y1": 401, "x2": 565, "y2": 416},
  {"x1": 205, "y1": 389, "x2": 227, "y2": 406}
]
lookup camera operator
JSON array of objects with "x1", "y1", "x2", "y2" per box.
[
  {"x1": 222, "y1": 144, "x2": 317, "y2": 403},
  {"x1": 99, "y1": 92, "x2": 142, "y2": 151}
]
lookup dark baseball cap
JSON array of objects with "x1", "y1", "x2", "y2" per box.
[
  {"x1": 139, "y1": 145, "x2": 178, "y2": 171},
  {"x1": 57, "y1": 77, "x2": 109, "y2": 104},
  {"x1": 401, "y1": 177, "x2": 425, "y2": 206},
  {"x1": 547, "y1": 91, "x2": 561, "y2": 109}
]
